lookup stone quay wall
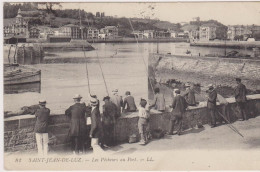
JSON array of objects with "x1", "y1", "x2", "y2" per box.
[
  {"x1": 149, "y1": 53, "x2": 260, "y2": 91},
  {"x1": 4, "y1": 94, "x2": 260, "y2": 152}
]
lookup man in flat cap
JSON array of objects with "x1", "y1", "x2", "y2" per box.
[
  {"x1": 123, "y1": 91, "x2": 137, "y2": 112},
  {"x1": 206, "y1": 84, "x2": 218, "y2": 128},
  {"x1": 65, "y1": 94, "x2": 87, "y2": 154},
  {"x1": 102, "y1": 96, "x2": 117, "y2": 147},
  {"x1": 149, "y1": 87, "x2": 166, "y2": 112},
  {"x1": 33, "y1": 99, "x2": 50, "y2": 156},
  {"x1": 234, "y1": 78, "x2": 248, "y2": 120},
  {"x1": 110, "y1": 89, "x2": 123, "y2": 118},
  {"x1": 169, "y1": 89, "x2": 188, "y2": 135}
]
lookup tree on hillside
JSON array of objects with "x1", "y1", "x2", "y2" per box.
[{"x1": 35, "y1": 2, "x2": 62, "y2": 14}]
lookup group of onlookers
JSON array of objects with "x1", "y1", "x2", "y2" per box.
[
  {"x1": 31, "y1": 89, "x2": 141, "y2": 155},
  {"x1": 31, "y1": 78, "x2": 249, "y2": 156}
]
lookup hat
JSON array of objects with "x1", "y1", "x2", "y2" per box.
[
  {"x1": 39, "y1": 99, "x2": 46, "y2": 105},
  {"x1": 73, "y1": 94, "x2": 82, "y2": 99},
  {"x1": 103, "y1": 96, "x2": 110, "y2": 101},
  {"x1": 154, "y1": 87, "x2": 160, "y2": 93},
  {"x1": 236, "y1": 78, "x2": 241, "y2": 82},
  {"x1": 185, "y1": 83, "x2": 191, "y2": 87},
  {"x1": 208, "y1": 84, "x2": 214, "y2": 89},
  {"x1": 90, "y1": 94, "x2": 97, "y2": 98},
  {"x1": 140, "y1": 98, "x2": 147, "y2": 107},
  {"x1": 112, "y1": 89, "x2": 118, "y2": 93},
  {"x1": 90, "y1": 97, "x2": 98, "y2": 106},
  {"x1": 125, "y1": 91, "x2": 130, "y2": 95},
  {"x1": 175, "y1": 89, "x2": 181, "y2": 94}
]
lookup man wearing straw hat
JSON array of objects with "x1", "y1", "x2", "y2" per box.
[
  {"x1": 110, "y1": 89, "x2": 123, "y2": 118},
  {"x1": 65, "y1": 94, "x2": 87, "y2": 154},
  {"x1": 89, "y1": 96, "x2": 103, "y2": 153},
  {"x1": 33, "y1": 99, "x2": 50, "y2": 156}
]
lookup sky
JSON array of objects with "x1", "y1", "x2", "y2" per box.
[{"x1": 59, "y1": 2, "x2": 260, "y2": 25}]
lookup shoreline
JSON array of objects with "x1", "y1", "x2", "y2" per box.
[{"x1": 191, "y1": 41, "x2": 260, "y2": 49}]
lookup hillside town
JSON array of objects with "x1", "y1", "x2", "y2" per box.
[{"x1": 3, "y1": 8, "x2": 260, "y2": 44}]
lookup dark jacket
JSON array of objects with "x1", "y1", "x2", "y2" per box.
[
  {"x1": 207, "y1": 89, "x2": 217, "y2": 109},
  {"x1": 110, "y1": 94, "x2": 123, "y2": 116},
  {"x1": 65, "y1": 103, "x2": 87, "y2": 137},
  {"x1": 235, "y1": 83, "x2": 247, "y2": 103},
  {"x1": 150, "y1": 93, "x2": 166, "y2": 111},
  {"x1": 102, "y1": 101, "x2": 117, "y2": 125},
  {"x1": 123, "y1": 95, "x2": 137, "y2": 112},
  {"x1": 183, "y1": 88, "x2": 196, "y2": 105},
  {"x1": 171, "y1": 95, "x2": 188, "y2": 116},
  {"x1": 90, "y1": 107, "x2": 103, "y2": 138},
  {"x1": 34, "y1": 107, "x2": 50, "y2": 133}
]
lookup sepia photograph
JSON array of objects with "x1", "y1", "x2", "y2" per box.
[{"x1": 2, "y1": 1, "x2": 260, "y2": 171}]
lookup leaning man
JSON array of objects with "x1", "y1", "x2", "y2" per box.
[{"x1": 33, "y1": 99, "x2": 50, "y2": 156}]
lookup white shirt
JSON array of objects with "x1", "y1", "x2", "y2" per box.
[{"x1": 138, "y1": 106, "x2": 150, "y2": 119}]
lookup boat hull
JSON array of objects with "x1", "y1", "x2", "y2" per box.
[
  {"x1": 4, "y1": 65, "x2": 41, "y2": 94},
  {"x1": 4, "y1": 70, "x2": 41, "y2": 85}
]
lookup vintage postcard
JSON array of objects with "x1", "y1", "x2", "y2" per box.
[{"x1": 2, "y1": 1, "x2": 260, "y2": 171}]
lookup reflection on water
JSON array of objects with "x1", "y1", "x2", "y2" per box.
[{"x1": 4, "y1": 42, "x2": 253, "y2": 114}]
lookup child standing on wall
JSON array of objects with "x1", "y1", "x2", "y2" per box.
[{"x1": 138, "y1": 98, "x2": 151, "y2": 145}]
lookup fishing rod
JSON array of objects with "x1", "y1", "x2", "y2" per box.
[
  {"x1": 128, "y1": 18, "x2": 155, "y2": 96},
  {"x1": 82, "y1": 45, "x2": 91, "y2": 95},
  {"x1": 81, "y1": 11, "x2": 109, "y2": 97},
  {"x1": 193, "y1": 88, "x2": 244, "y2": 138}
]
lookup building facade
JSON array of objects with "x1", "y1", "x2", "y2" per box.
[
  {"x1": 29, "y1": 26, "x2": 40, "y2": 38},
  {"x1": 4, "y1": 8, "x2": 28, "y2": 38},
  {"x1": 87, "y1": 27, "x2": 99, "y2": 39},
  {"x1": 199, "y1": 24, "x2": 217, "y2": 41},
  {"x1": 100, "y1": 26, "x2": 118, "y2": 39},
  {"x1": 227, "y1": 25, "x2": 252, "y2": 41},
  {"x1": 131, "y1": 31, "x2": 144, "y2": 39},
  {"x1": 143, "y1": 30, "x2": 154, "y2": 39}
]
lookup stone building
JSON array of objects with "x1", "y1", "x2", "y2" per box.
[
  {"x1": 87, "y1": 27, "x2": 99, "y2": 39},
  {"x1": 199, "y1": 23, "x2": 217, "y2": 41},
  {"x1": 100, "y1": 26, "x2": 118, "y2": 39}
]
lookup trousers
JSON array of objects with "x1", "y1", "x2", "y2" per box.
[
  {"x1": 169, "y1": 115, "x2": 183, "y2": 135},
  {"x1": 102, "y1": 123, "x2": 115, "y2": 146},
  {"x1": 71, "y1": 136, "x2": 84, "y2": 153},
  {"x1": 237, "y1": 102, "x2": 247, "y2": 120},
  {"x1": 91, "y1": 138, "x2": 103, "y2": 154},
  {"x1": 138, "y1": 118, "x2": 149, "y2": 142},
  {"x1": 35, "y1": 133, "x2": 48, "y2": 156}
]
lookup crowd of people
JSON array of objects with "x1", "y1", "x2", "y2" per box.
[{"x1": 31, "y1": 78, "x2": 249, "y2": 156}]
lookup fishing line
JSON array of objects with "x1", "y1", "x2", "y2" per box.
[{"x1": 128, "y1": 18, "x2": 155, "y2": 96}]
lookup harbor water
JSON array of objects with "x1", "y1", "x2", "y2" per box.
[{"x1": 4, "y1": 42, "x2": 253, "y2": 114}]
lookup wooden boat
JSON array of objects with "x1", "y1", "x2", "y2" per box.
[{"x1": 4, "y1": 64, "x2": 41, "y2": 86}]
